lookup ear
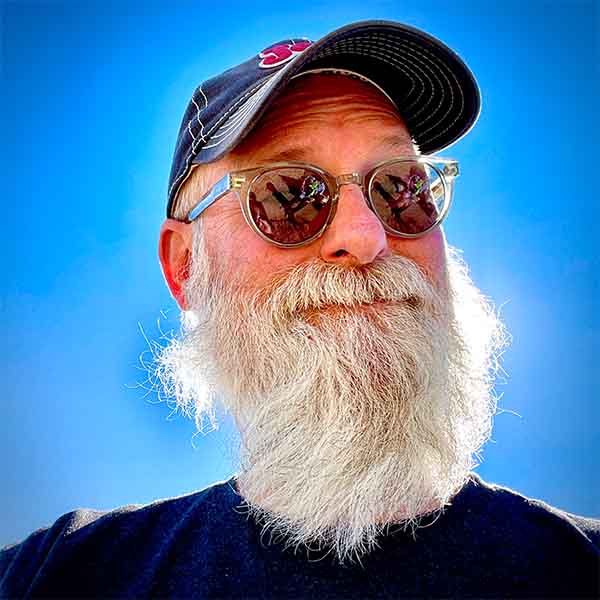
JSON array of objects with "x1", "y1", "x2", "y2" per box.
[{"x1": 159, "y1": 219, "x2": 194, "y2": 310}]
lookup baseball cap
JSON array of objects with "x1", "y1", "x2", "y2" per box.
[{"x1": 167, "y1": 19, "x2": 481, "y2": 218}]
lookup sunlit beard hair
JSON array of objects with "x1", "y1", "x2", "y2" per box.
[{"x1": 155, "y1": 221, "x2": 507, "y2": 564}]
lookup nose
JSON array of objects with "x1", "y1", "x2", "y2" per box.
[{"x1": 319, "y1": 184, "x2": 390, "y2": 266}]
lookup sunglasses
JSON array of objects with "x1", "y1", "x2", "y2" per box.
[{"x1": 184, "y1": 156, "x2": 459, "y2": 248}]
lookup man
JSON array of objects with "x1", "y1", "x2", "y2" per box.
[{"x1": 1, "y1": 20, "x2": 598, "y2": 599}]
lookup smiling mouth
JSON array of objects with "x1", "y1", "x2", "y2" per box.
[
  {"x1": 304, "y1": 296, "x2": 422, "y2": 318},
  {"x1": 331, "y1": 296, "x2": 420, "y2": 309}
]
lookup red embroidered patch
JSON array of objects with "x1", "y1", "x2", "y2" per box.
[{"x1": 258, "y1": 40, "x2": 312, "y2": 68}]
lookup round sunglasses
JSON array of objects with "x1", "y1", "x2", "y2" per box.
[{"x1": 184, "y1": 156, "x2": 459, "y2": 248}]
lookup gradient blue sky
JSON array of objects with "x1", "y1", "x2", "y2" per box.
[{"x1": 2, "y1": 0, "x2": 598, "y2": 546}]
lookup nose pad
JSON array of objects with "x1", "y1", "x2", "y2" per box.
[{"x1": 319, "y1": 183, "x2": 389, "y2": 265}]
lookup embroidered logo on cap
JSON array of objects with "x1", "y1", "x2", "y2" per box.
[{"x1": 258, "y1": 40, "x2": 312, "y2": 68}]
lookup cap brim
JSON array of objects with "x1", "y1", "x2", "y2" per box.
[{"x1": 191, "y1": 20, "x2": 480, "y2": 166}]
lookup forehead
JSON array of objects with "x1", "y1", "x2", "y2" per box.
[{"x1": 229, "y1": 74, "x2": 415, "y2": 167}]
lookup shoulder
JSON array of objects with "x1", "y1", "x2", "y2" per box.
[
  {"x1": 417, "y1": 473, "x2": 600, "y2": 598},
  {"x1": 0, "y1": 477, "x2": 243, "y2": 597},
  {"x1": 2, "y1": 475, "x2": 240, "y2": 555},
  {"x1": 460, "y1": 473, "x2": 600, "y2": 550},
  {"x1": 450, "y1": 472, "x2": 599, "y2": 597}
]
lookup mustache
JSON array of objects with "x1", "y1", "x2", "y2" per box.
[{"x1": 248, "y1": 254, "x2": 442, "y2": 323}]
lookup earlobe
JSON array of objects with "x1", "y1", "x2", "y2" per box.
[{"x1": 158, "y1": 219, "x2": 194, "y2": 310}]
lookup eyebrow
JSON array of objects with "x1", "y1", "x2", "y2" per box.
[
  {"x1": 260, "y1": 134, "x2": 417, "y2": 164},
  {"x1": 262, "y1": 147, "x2": 311, "y2": 163}
]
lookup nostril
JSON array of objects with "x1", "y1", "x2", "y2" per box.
[{"x1": 334, "y1": 249, "x2": 347, "y2": 257}]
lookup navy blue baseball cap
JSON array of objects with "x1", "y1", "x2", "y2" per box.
[{"x1": 167, "y1": 19, "x2": 481, "y2": 218}]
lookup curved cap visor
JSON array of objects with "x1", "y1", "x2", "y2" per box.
[{"x1": 167, "y1": 20, "x2": 481, "y2": 218}]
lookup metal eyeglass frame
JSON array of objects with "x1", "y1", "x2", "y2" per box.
[{"x1": 183, "y1": 155, "x2": 459, "y2": 248}]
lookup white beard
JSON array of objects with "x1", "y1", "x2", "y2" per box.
[{"x1": 155, "y1": 225, "x2": 506, "y2": 563}]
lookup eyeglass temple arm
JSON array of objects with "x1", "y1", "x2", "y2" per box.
[
  {"x1": 430, "y1": 163, "x2": 459, "y2": 200},
  {"x1": 186, "y1": 174, "x2": 232, "y2": 223}
]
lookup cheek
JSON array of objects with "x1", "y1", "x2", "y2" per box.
[
  {"x1": 204, "y1": 214, "x2": 312, "y2": 290},
  {"x1": 388, "y1": 228, "x2": 447, "y2": 287}
]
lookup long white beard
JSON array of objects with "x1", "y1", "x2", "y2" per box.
[{"x1": 155, "y1": 225, "x2": 506, "y2": 563}]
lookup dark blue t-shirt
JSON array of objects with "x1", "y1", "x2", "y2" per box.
[{"x1": 1, "y1": 473, "x2": 598, "y2": 598}]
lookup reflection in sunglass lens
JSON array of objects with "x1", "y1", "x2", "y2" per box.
[
  {"x1": 249, "y1": 168, "x2": 332, "y2": 244},
  {"x1": 370, "y1": 161, "x2": 444, "y2": 235}
]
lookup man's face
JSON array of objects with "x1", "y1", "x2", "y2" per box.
[
  {"x1": 198, "y1": 74, "x2": 448, "y2": 295},
  {"x1": 157, "y1": 74, "x2": 504, "y2": 564}
]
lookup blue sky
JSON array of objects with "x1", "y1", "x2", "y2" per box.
[{"x1": 1, "y1": 0, "x2": 598, "y2": 546}]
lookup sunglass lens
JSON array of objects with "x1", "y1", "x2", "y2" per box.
[
  {"x1": 369, "y1": 161, "x2": 445, "y2": 235},
  {"x1": 249, "y1": 168, "x2": 332, "y2": 245}
]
